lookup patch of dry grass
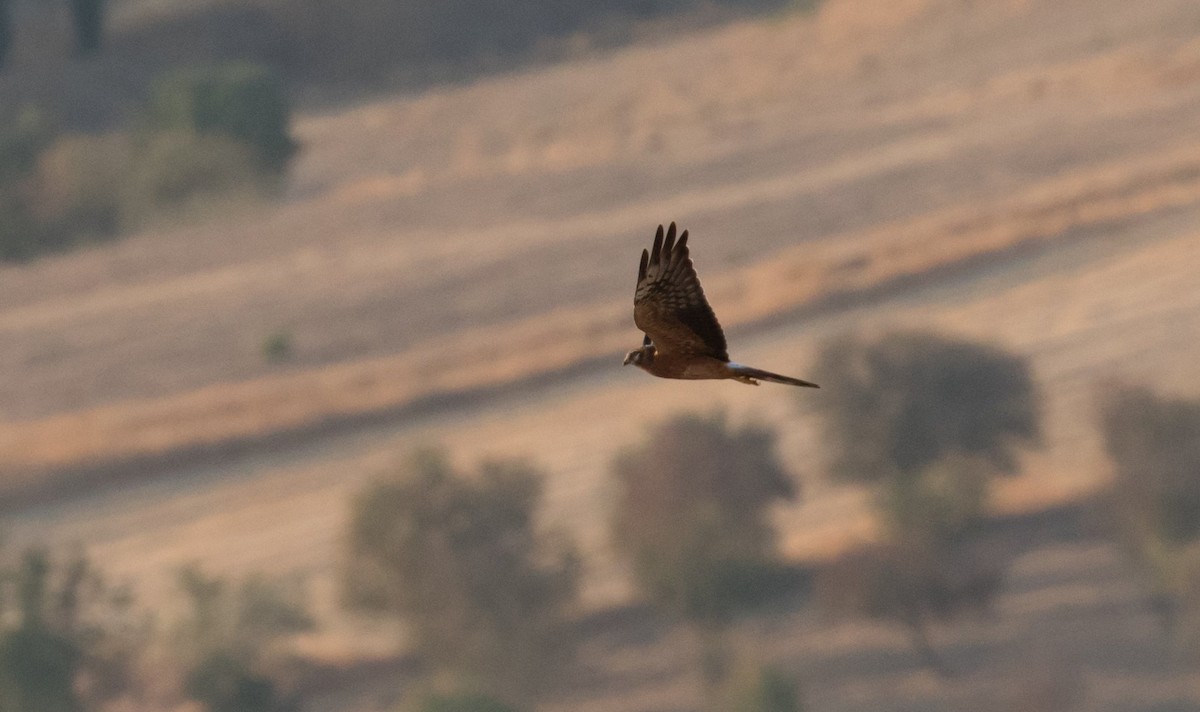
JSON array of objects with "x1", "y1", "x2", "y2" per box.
[{"x1": 5, "y1": 140, "x2": 1200, "y2": 499}]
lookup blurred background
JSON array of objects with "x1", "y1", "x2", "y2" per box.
[{"x1": 2, "y1": 0, "x2": 1200, "y2": 710}]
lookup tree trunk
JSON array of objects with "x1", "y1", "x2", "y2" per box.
[
  {"x1": 905, "y1": 613, "x2": 952, "y2": 677},
  {"x1": 69, "y1": 0, "x2": 104, "y2": 56},
  {"x1": 695, "y1": 624, "x2": 733, "y2": 704}
]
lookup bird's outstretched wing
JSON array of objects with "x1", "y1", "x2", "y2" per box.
[{"x1": 633, "y1": 223, "x2": 729, "y2": 360}]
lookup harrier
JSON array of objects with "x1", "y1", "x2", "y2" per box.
[{"x1": 623, "y1": 223, "x2": 819, "y2": 388}]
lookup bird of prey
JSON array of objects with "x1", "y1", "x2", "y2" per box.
[{"x1": 623, "y1": 222, "x2": 819, "y2": 388}]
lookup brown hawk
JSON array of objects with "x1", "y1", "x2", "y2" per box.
[{"x1": 623, "y1": 222, "x2": 819, "y2": 388}]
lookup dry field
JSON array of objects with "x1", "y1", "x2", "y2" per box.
[{"x1": 4, "y1": 0, "x2": 1200, "y2": 708}]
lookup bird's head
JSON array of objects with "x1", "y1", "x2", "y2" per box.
[{"x1": 623, "y1": 344, "x2": 655, "y2": 368}]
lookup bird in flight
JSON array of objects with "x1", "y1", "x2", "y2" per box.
[{"x1": 623, "y1": 222, "x2": 819, "y2": 388}]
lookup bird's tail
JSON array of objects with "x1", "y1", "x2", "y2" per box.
[{"x1": 728, "y1": 363, "x2": 819, "y2": 388}]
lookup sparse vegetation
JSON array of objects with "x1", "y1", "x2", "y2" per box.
[
  {"x1": 0, "y1": 545, "x2": 150, "y2": 712},
  {"x1": 261, "y1": 330, "x2": 294, "y2": 364},
  {"x1": 0, "y1": 107, "x2": 54, "y2": 261},
  {"x1": 809, "y1": 332, "x2": 1041, "y2": 672},
  {"x1": 877, "y1": 453, "x2": 993, "y2": 549},
  {"x1": 612, "y1": 412, "x2": 797, "y2": 628},
  {"x1": 718, "y1": 661, "x2": 804, "y2": 712},
  {"x1": 0, "y1": 0, "x2": 813, "y2": 128},
  {"x1": 0, "y1": 60, "x2": 294, "y2": 262},
  {"x1": 816, "y1": 538, "x2": 1000, "y2": 675},
  {"x1": 124, "y1": 131, "x2": 261, "y2": 219},
  {"x1": 611, "y1": 412, "x2": 798, "y2": 693},
  {"x1": 0, "y1": 0, "x2": 11, "y2": 68},
  {"x1": 172, "y1": 564, "x2": 314, "y2": 712},
  {"x1": 0, "y1": 549, "x2": 86, "y2": 712},
  {"x1": 3, "y1": 0, "x2": 1200, "y2": 707},
  {"x1": 784, "y1": 0, "x2": 821, "y2": 12},
  {"x1": 68, "y1": 0, "x2": 106, "y2": 56},
  {"x1": 410, "y1": 691, "x2": 524, "y2": 712},
  {"x1": 185, "y1": 650, "x2": 295, "y2": 712},
  {"x1": 147, "y1": 63, "x2": 297, "y2": 175},
  {"x1": 29, "y1": 132, "x2": 131, "y2": 238},
  {"x1": 344, "y1": 449, "x2": 579, "y2": 705},
  {"x1": 811, "y1": 331, "x2": 1042, "y2": 485},
  {"x1": 1097, "y1": 383, "x2": 1200, "y2": 653},
  {"x1": 273, "y1": 0, "x2": 801, "y2": 83},
  {"x1": 0, "y1": 539, "x2": 316, "y2": 712}
]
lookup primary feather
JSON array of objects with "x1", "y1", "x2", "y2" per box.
[{"x1": 633, "y1": 222, "x2": 729, "y2": 360}]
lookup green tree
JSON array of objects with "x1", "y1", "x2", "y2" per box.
[
  {"x1": 148, "y1": 63, "x2": 297, "y2": 174},
  {"x1": 344, "y1": 450, "x2": 578, "y2": 705},
  {"x1": 172, "y1": 565, "x2": 313, "y2": 712},
  {"x1": 28, "y1": 131, "x2": 131, "y2": 240},
  {"x1": 0, "y1": 547, "x2": 128, "y2": 712},
  {"x1": 815, "y1": 536, "x2": 999, "y2": 675},
  {"x1": 0, "y1": 108, "x2": 53, "y2": 261},
  {"x1": 174, "y1": 565, "x2": 313, "y2": 661},
  {"x1": 877, "y1": 453, "x2": 992, "y2": 549},
  {"x1": 0, "y1": 626, "x2": 81, "y2": 712},
  {"x1": 1100, "y1": 384, "x2": 1200, "y2": 547},
  {"x1": 812, "y1": 330, "x2": 1041, "y2": 485},
  {"x1": 1097, "y1": 383, "x2": 1200, "y2": 648},
  {"x1": 0, "y1": 544, "x2": 156, "y2": 711},
  {"x1": 0, "y1": 550, "x2": 82, "y2": 712},
  {"x1": 185, "y1": 651, "x2": 293, "y2": 712},
  {"x1": 610, "y1": 412, "x2": 797, "y2": 691},
  {"x1": 719, "y1": 662, "x2": 804, "y2": 712},
  {"x1": 411, "y1": 691, "x2": 523, "y2": 712},
  {"x1": 809, "y1": 331, "x2": 1040, "y2": 672}
]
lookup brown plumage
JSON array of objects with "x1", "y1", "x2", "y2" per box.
[{"x1": 623, "y1": 222, "x2": 819, "y2": 388}]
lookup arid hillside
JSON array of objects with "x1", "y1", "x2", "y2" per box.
[
  {"x1": 3, "y1": 0, "x2": 1200, "y2": 488},
  {"x1": 3, "y1": 0, "x2": 1200, "y2": 709}
]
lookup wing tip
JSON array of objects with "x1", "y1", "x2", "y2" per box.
[{"x1": 651, "y1": 225, "x2": 665, "y2": 266}]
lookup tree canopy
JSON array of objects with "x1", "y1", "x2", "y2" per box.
[
  {"x1": 344, "y1": 450, "x2": 578, "y2": 703},
  {"x1": 811, "y1": 330, "x2": 1041, "y2": 484},
  {"x1": 611, "y1": 412, "x2": 797, "y2": 627}
]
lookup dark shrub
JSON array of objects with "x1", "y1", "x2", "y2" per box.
[
  {"x1": 1097, "y1": 383, "x2": 1200, "y2": 641},
  {"x1": 0, "y1": 626, "x2": 82, "y2": 712},
  {"x1": 148, "y1": 63, "x2": 297, "y2": 174},
  {"x1": 807, "y1": 332, "x2": 1039, "y2": 672},
  {"x1": 811, "y1": 331, "x2": 1041, "y2": 484},
  {"x1": 185, "y1": 651, "x2": 293, "y2": 712},
  {"x1": 0, "y1": 108, "x2": 52, "y2": 261},
  {"x1": 344, "y1": 450, "x2": 578, "y2": 703},
  {"x1": 29, "y1": 132, "x2": 131, "y2": 240},
  {"x1": 0, "y1": 0, "x2": 11, "y2": 68},
  {"x1": 123, "y1": 131, "x2": 259, "y2": 218},
  {"x1": 719, "y1": 662, "x2": 804, "y2": 712},
  {"x1": 69, "y1": 0, "x2": 105, "y2": 56},
  {"x1": 611, "y1": 412, "x2": 797, "y2": 628},
  {"x1": 1100, "y1": 384, "x2": 1200, "y2": 546},
  {"x1": 817, "y1": 540, "x2": 1001, "y2": 674},
  {"x1": 415, "y1": 692, "x2": 523, "y2": 712}
]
